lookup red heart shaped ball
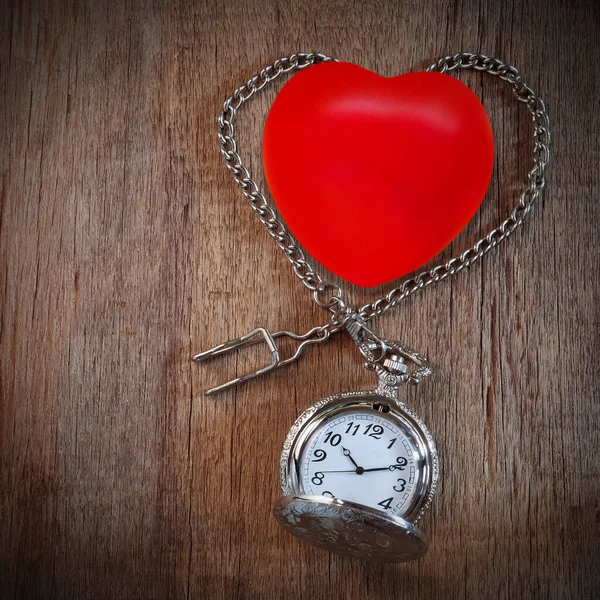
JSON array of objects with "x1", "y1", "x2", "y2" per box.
[{"x1": 262, "y1": 62, "x2": 494, "y2": 288}]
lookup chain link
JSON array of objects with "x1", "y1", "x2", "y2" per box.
[
  {"x1": 217, "y1": 52, "x2": 550, "y2": 324},
  {"x1": 218, "y1": 52, "x2": 338, "y2": 299}
]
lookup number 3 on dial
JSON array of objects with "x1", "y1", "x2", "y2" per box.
[{"x1": 393, "y1": 478, "x2": 406, "y2": 492}]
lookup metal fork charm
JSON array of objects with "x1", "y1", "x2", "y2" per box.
[{"x1": 193, "y1": 326, "x2": 332, "y2": 395}]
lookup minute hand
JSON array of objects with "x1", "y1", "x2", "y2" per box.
[{"x1": 361, "y1": 465, "x2": 403, "y2": 473}]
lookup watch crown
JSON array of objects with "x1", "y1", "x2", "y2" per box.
[{"x1": 383, "y1": 354, "x2": 408, "y2": 375}]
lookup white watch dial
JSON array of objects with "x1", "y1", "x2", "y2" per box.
[{"x1": 299, "y1": 408, "x2": 421, "y2": 517}]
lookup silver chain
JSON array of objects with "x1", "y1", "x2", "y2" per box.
[{"x1": 217, "y1": 52, "x2": 550, "y2": 328}]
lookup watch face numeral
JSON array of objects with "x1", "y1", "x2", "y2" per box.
[
  {"x1": 311, "y1": 472, "x2": 325, "y2": 485},
  {"x1": 377, "y1": 497, "x2": 394, "y2": 510},
  {"x1": 322, "y1": 491, "x2": 334, "y2": 498},
  {"x1": 393, "y1": 478, "x2": 406, "y2": 492},
  {"x1": 368, "y1": 424, "x2": 384, "y2": 439},
  {"x1": 360, "y1": 424, "x2": 385, "y2": 439},
  {"x1": 345, "y1": 422, "x2": 360, "y2": 436},
  {"x1": 312, "y1": 449, "x2": 327, "y2": 462},
  {"x1": 387, "y1": 438, "x2": 397, "y2": 449},
  {"x1": 394, "y1": 456, "x2": 408, "y2": 470},
  {"x1": 341, "y1": 423, "x2": 384, "y2": 439},
  {"x1": 323, "y1": 432, "x2": 342, "y2": 446}
]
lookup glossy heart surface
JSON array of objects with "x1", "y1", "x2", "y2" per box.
[{"x1": 262, "y1": 62, "x2": 494, "y2": 287}]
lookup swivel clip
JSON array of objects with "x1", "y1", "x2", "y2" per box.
[{"x1": 344, "y1": 314, "x2": 433, "y2": 385}]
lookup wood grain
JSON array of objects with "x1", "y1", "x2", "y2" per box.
[{"x1": 1, "y1": 0, "x2": 599, "y2": 598}]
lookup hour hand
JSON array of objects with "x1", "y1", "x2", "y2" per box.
[{"x1": 341, "y1": 446, "x2": 360, "y2": 469}]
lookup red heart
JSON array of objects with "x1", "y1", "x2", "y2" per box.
[{"x1": 262, "y1": 62, "x2": 494, "y2": 288}]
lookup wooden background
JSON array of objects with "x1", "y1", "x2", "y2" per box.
[{"x1": 1, "y1": 0, "x2": 598, "y2": 598}]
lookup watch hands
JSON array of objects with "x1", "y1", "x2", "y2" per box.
[
  {"x1": 320, "y1": 450, "x2": 405, "y2": 475},
  {"x1": 359, "y1": 467, "x2": 392, "y2": 473},
  {"x1": 318, "y1": 467, "x2": 400, "y2": 474},
  {"x1": 341, "y1": 446, "x2": 365, "y2": 474},
  {"x1": 362, "y1": 465, "x2": 404, "y2": 472},
  {"x1": 319, "y1": 469, "x2": 361, "y2": 473},
  {"x1": 341, "y1": 446, "x2": 360, "y2": 468}
]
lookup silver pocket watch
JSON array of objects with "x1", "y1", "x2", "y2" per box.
[{"x1": 274, "y1": 318, "x2": 438, "y2": 562}]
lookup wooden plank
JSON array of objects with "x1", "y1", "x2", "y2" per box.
[{"x1": 0, "y1": 0, "x2": 598, "y2": 598}]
